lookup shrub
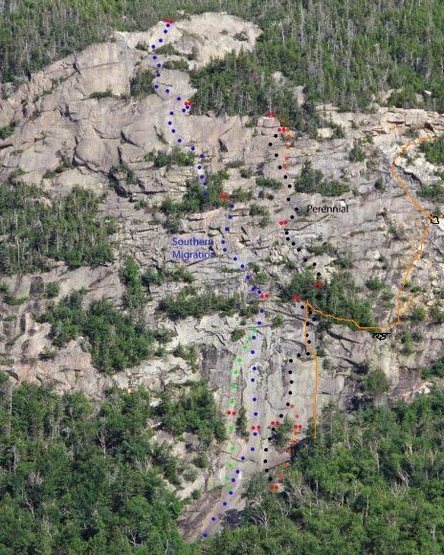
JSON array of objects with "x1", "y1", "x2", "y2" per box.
[
  {"x1": 236, "y1": 407, "x2": 249, "y2": 437},
  {"x1": 249, "y1": 203, "x2": 269, "y2": 217},
  {"x1": 375, "y1": 177, "x2": 385, "y2": 190},
  {"x1": 418, "y1": 182, "x2": 444, "y2": 202},
  {"x1": 0, "y1": 121, "x2": 17, "y2": 139},
  {"x1": 146, "y1": 146, "x2": 195, "y2": 168},
  {"x1": 363, "y1": 369, "x2": 390, "y2": 397},
  {"x1": 271, "y1": 314, "x2": 284, "y2": 328},
  {"x1": 294, "y1": 161, "x2": 350, "y2": 196},
  {"x1": 255, "y1": 177, "x2": 282, "y2": 190},
  {"x1": 39, "y1": 291, "x2": 160, "y2": 374},
  {"x1": 160, "y1": 171, "x2": 229, "y2": 217},
  {"x1": 44, "y1": 282, "x2": 60, "y2": 299},
  {"x1": 130, "y1": 69, "x2": 154, "y2": 96},
  {"x1": 421, "y1": 358, "x2": 444, "y2": 379},
  {"x1": 420, "y1": 135, "x2": 444, "y2": 165},
  {"x1": 281, "y1": 269, "x2": 374, "y2": 328},
  {"x1": 366, "y1": 277, "x2": 384, "y2": 291},
  {"x1": 410, "y1": 306, "x2": 427, "y2": 322},
  {"x1": 0, "y1": 184, "x2": 115, "y2": 274},
  {"x1": 153, "y1": 381, "x2": 226, "y2": 446},
  {"x1": 88, "y1": 89, "x2": 113, "y2": 99},
  {"x1": 271, "y1": 417, "x2": 293, "y2": 448},
  {"x1": 231, "y1": 328, "x2": 246, "y2": 341},
  {"x1": 158, "y1": 286, "x2": 259, "y2": 321},
  {"x1": 349, "y1": 142, "x2": 366, "y2": 162}
]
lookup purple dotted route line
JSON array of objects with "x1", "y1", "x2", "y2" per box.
[{"x1": 149, "y1": 20, "x2": 295, "y2": 539}]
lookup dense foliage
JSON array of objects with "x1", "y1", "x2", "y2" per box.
[
  {"x1": 281, "y1": 268, "x2": 374, "y2": 328},
  {"x1": 204, "y1": 388, "x2": 444, "y2": 554},
  {"x1": 146, "y1": 146, "x2": 195, "y2": 168},
  {"x1": 0, "y1": 184, "x2": 115, "y2": 274},
  {"x1": 0, "y1": 1, "x2": 442, "y2": 113},
  {"x1": 1, "y1": 375, "x2": 442, "y2": 553},
  {"x1": 39, "y1": 290, "x2": 162, "y2": 374},
  {"x1": 0, "y1": 378, "x2": 189, "y2": 554},
  {"x1": 157, "y1": 285, "x2": 259, "y2": 321},
  {"x1": 161, "y1": 170, "x2": 229, "y2": 215},
  {"x1": 420, "y1": 135, "x2": 444, "y2": 165},
  {"x1": 153, "y1": 380, "x2": 226, "y2": 446},
  {"x1": 294, "y1": 162, "x2": 350, "y2": 197}
]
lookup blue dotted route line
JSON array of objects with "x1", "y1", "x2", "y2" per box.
[{"x1": 149, "y1": 20, "x2": 293, "y2": 539}]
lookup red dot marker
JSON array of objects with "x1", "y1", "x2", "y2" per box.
[
  {"x1": 292, "y1": 294, "x2": 302, "y2": 302},
  {"x1": 314, "y1": 280, "x2": 324, "y2": 289},
  {"x1": 219, "y1": 192, "x2": 229, "y2": 201}
]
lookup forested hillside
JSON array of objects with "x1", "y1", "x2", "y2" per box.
[
  {"x1": 1, "y1": 372, "x2": 442, "y2": 553},
  {"x1": 0, "y1": 0, "x2": 443, "y2": 112},
  {"x1": 204, "y1": 388, "x2": 444, "y2": 554}
]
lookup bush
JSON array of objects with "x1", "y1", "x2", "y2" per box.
[
  {"x1": 420, "y1": 135, "x2": 444, "y2": 165},
  {"x1": 44, "y1": 282, "x2": 60, "y2": 299},
  {"x1": 158, "y1": 286, "x2": 259, "y2": 321},
  {"x1": 160, "y1": 171, "x2": 229, "y2": 216},
  {"x1": 271, "y1": 314, "x2": 284, "y2": 328},
  {"x1": 421, "y1": 358, "x2": 444, "y2": 379},
  {"x1": 0, "y1": 121, "x2": 17, "y2": 139},
  {"x1": 349, "y1": 142, "x2": 366, "y2": 162},
  {"x1": 249, "y1": 203, "x2": 269, "y2": 217},
  {"x1": 281, "y1": 269, "x2": 374, "y2": 328},
  {"x1": 146, "y1": 146, "x2": 195, "y2": 168},
  {"x1": 0, "y1": 184, "x2": 115, "y2": 274},
  {"x1": 294, "y1": 161, "x2": 350, "y2": 197},
  {"x1": 255, "y1": 177, "x2": 282, "y2": 190},
  {"x1": 231, "y1": 187, "x2": 254, "y2": 202},
  {"x1": 410, "y1": 306, "x2": 427, "y2": 322},
  {"x1": 88, "y1": 89, "x2": 113, "y2": 99},
  {"x1": 153, "y1": 381, "x2": 226, "y2": 446},
  {"x1": 39, "y1": 291, "x2": 158, "y2": 374},
  {"x1": 231, "y1": 328, "x2": 246, "y2": 341},
  {"x1": 271, "y1": 417, "x2": 293, "y2": 448},
  {"x1": 130, "y1": 69, "x2": 154, "y2": 96},
  {"x1": 366, "y1": 277, "x2": 384, "y2": 290},
  {"x1": 120, "y1": 256, "x2": 145, "y2": 311},
  {"x1": 418, "y1": 182, "x2": 444, "y2": 202},
  {"x1": 240, "y1": 168, "x2": 253, "y2": 178}
]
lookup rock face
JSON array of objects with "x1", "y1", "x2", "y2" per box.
[{"x1": 0, "y1": 11, "x2": 443, "y2": 540}]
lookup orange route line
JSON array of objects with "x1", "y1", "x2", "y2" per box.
[{"x1": 301, "y1": 136, "x2": 438, "y2": 441}]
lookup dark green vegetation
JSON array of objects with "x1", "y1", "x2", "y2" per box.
[
  {"x1": 153, "y1": 380, "x2": 226, "y2": 446},
  {"x1": 255, "y1": 177, "x2": 282, "y2": 190},
  {"x1": 38, "y1": 290, "x2": 168, "y2": 374},
  {"x1": 0, "y1": 121, "x2": 17, "y2": 139},
  {"x1": 0, "y1": 1, "x2": 442, "y2": 115},
  {"x1": 161, "y1": 171, "x2": 229, "y2": 231},
  {"x1": 0, "y1": 184, "x2": 115, "y2": 274},
  {"x1": 146, "y1": 146, "x2": 195, "y2": 168},
  {"x1": 1, "y1": 374, "x2": 443, "y2": 553},
  {"x1": 281, "y1": 269, "x2": 374, "y2": 328},
  {"x1": 205, "y1": 388, "x2": 444, "y2": 554},
  {"x1": 0, "y1": 377, "x2": 189, "y2": 554},
  {"x1": 161, "y1": 170, "x2": 228, "y2": 216},
  {"x1": 130, "y1": 69, "x2": 154, "y2": 96},
  {"x1": 418, "y1": 182, "x2": 444, "y2": 202},
  {"x1": 420, "y1": 135, "x2": 444, "y2": 165},
  {"x1": 158, "y1": 285, "x2": 259, "y2": 321},
  {"x1": 294, "y1": 162, "x2": 350, "y2": 197},
  {"x1": 422, "y1": 357, "x2": 444, "y2": 379}
]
